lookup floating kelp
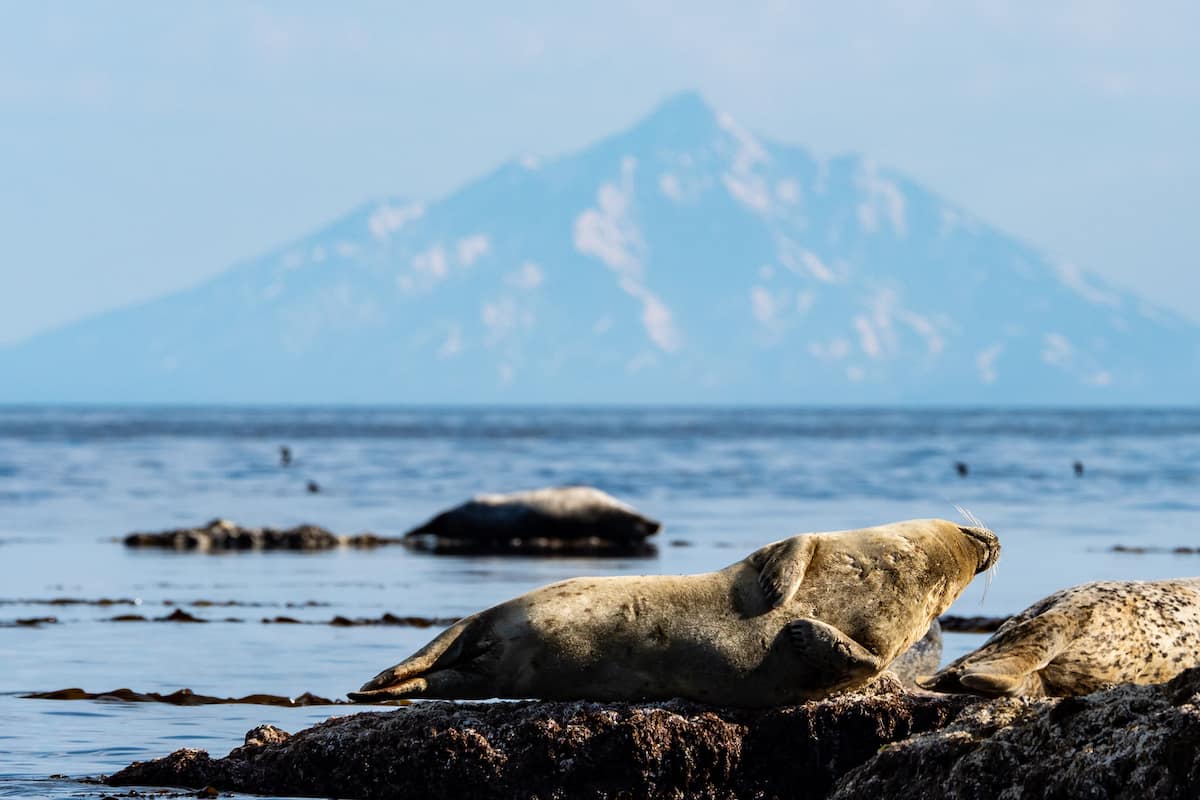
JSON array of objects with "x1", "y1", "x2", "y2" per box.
[
  {"x1": 0, "y1": 597, "x2": 139, "y2": 606},
  {"x1": 1111, "y1": 544, "x2": 1200, "y2": 555},
  {"x1": 1, "y1": 616, "x2": 57, "y2": 628},
  {"x1": 23, "y1": 687, "x2": 386, "y2": 708},
  {"x1": 104, "y1": 611, "x2": 457, "y2": 627}
]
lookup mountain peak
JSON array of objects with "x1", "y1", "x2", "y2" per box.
[
  {"x1": 1, "y1": 92, "x2": 1194, "y2": 404},
  {"x1": 626, "y1": 90, "x2": 721, "y2": 146}
]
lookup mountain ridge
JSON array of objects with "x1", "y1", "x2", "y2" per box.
[{"x1": 3, "y1": 92, "x2": 1196, "y2": 404}]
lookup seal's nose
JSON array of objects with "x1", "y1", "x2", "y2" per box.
[{"x1": 959, "y1": 525, "x2": 1000, "y2": 573}]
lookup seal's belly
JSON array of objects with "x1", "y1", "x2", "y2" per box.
[{"x1": 501, "y1": 572, "x2": 863, "y2": 703}]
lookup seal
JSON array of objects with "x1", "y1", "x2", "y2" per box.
[
  {"x1": 403, "y1": 485, "x2": 661, "y2": 542},
  {"x1": 351, "y1": 518, "x2": 999, "y2": 706},
  {"x1": 919, "y1": 578, "x2": 1200, "y2": 698}
]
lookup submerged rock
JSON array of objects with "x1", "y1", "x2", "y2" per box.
[
  {"x1": 107, "y1": 674, "x2": 968, "y2": 799},
  {"x1": 123, "y1": 519, "x2": 400, "y2": 552},
  {"x1": 403, "y1": 486, "x2": 660, "y2": 556}
]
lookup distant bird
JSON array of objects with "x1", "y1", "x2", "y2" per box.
[
  {"x1": 279, "y1": 446, "x2": 292, "y2": 467},
  {"x1": 955, "y1": 462, "x2": 969, "y2": 478},
  {"x1": 306, "y1": 480, "x2": 320, "y2": 494},
  {"x1": 1073, "y1": 461, "x2": 1084, "y2": 477}
]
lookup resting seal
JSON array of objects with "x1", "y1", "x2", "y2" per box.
[
  {"x1": 403, "y1": 486, "x2": 661, "y2": 542},
  {"x1": 351, "y1": 518, "x2": 999, "y2": 706},
  {"x1": 920, "y1": 578, "x2": 1200, "y2": 697}
]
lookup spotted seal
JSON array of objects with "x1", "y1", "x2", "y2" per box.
[
  {"x1": 920, "y1": 578, "x2": 1200, "y2": 697},
  {"x1": 351, "y1": 518, "x2": 999, "y2": 706}
]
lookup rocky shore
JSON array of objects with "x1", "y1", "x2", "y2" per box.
[
  {"x1": 105, "y1": 669, "x2": 1200, "y2": 799},
  {"x1": 123, "y1": 519, "x2": 399, "y2": 551}
]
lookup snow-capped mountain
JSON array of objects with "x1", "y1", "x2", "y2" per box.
[{"x1": 3, "y1": 92, "x2": 1196, "y2": 404}]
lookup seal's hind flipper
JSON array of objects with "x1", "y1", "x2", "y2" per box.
[
  {"x1": 788, "y1": 618, "x2": 881, "y2": 680},
  {"x1": 749, "y1": 536, "x2": 816, "y2": 607},
  {"x1": 353, "y1": 617, "x2": 480, "y2": 697},
  {"x1": 918, "y1": 612, "x2": 1079, "y2": 698},
  {"x1": 349, "y1": 668, "x2": 492, "y2": 702}
]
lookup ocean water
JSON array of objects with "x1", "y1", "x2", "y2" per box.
[{"x1": 2, "y1": 406, "x2": 1199, "y2": 799}]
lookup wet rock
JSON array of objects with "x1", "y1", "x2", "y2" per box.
[
  {"x1": 23, "y1": 687, "x2": 358, "y2": 708},
  {"x1": 123, "y1": 519, "x2": 402, "y2": 552},
  {"x1": 107, "y1": 674, "x2": 970, "y2": 799},
  {"x1": 832, "y1": 666, "x2": 1200, "y2": 799},
  {"x1": 403, "y1": 486, "x2": 660, "y2": 557},
  {"x1": 938, "y1": 614, "x2": 1010, "y2": 633}
]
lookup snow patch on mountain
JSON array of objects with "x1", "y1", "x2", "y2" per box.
[
  {"x1": 368, "y1": 202, "x2": 424, "y2": 240},
  {"x1": 574, "y1": 156, "x2": 681, "y2": 353},
  {"x1": 456, "y1": 234, "x2": 490, "y2": 266},
  {"x1": 1055, "y1": 261, "x2": 1122, "y2": 308},
  {"x1": 856, "y1": 161, "x2": 907, "y2": 236}
]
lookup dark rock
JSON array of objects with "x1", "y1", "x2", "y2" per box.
[
  {"x1": 889, "y1": 620, "x2": 941, "y2": 685},
  {"x1": 123, "y1": 519, "x2": 401, "y2": 552},
  {"x1": 938, "y1": 614, "x2": 1010, "y2": 633},
  {"x1": 832, "y1": 666, "x2": 1200, "y2": 799},
  {"x1": 107, "y1": 675, "x2": 971, "y2": 799}
]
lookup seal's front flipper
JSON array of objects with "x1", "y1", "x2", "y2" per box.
[
  {"x1": 917, "y1": 612, "x2": 1078, "y2": 698},
  {"x1": 749, "y1": 536, "x2": 816, "y2": 607},
  {"x1": 789, "y1": 618, "x2": 881, "y2": 680}
]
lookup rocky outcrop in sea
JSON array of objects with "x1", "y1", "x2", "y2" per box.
[{"x1": 105, "y1": 669, "x2": 1200, "y2": 799}]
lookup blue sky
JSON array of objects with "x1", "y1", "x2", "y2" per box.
[{"x1": 2, "y1": 1, "x2": 1197, "y2": 345}]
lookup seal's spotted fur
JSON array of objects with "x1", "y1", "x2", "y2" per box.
[{"x1": 921, "y1": 578, "x2": 1200, "y2": 697}]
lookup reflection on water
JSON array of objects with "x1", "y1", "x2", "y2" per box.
[{"x1": 1, "y1": 407, "x2": 1199, "y2": 798}]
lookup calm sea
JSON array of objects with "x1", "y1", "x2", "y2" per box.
[{"x1": 2, "y1": 407, "x2": 1199, "y2": 799}]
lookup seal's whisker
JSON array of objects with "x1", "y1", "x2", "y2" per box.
[{"x1": 953, "y1": 505, "x2": 995, "y2": 604}]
